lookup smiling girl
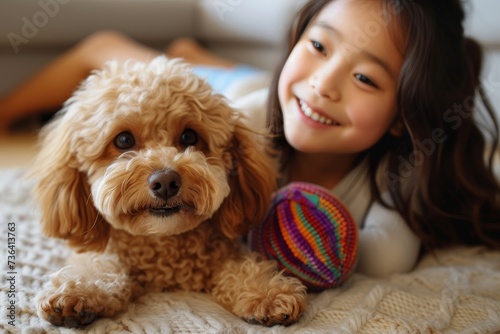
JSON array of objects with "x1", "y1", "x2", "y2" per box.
[{"x1": 267, "y1": 0, "x2": 417, "y2": 276}]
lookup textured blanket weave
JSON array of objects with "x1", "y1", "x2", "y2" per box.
[{"x1": 1, "y1": 168, "x2": 500, "y2": 334}]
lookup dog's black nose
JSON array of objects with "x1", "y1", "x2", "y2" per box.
[{"x1": 148, "y1": 170, "x2": 182, "y2": 200}]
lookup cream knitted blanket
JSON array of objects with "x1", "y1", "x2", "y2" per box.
[{"x1": 1, "y1": 168, "x2": 499, "y2": 334}]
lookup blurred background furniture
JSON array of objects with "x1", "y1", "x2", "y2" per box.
[{"x1": 0, "y1": 0, "x2": 307, "y2": 97}]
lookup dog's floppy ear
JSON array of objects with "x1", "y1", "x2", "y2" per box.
[
  {"x1": 30, "y1": 115, "x2": 110, "y2": 253},
  {"x1": 214, "y1": 121, "x2": 277, "y2": 238}
]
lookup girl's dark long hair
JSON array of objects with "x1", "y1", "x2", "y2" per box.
[{"x1": 267, "y1": 0, "x2": 500, "y2": 251}]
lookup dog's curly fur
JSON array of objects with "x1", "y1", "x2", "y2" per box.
[{"x1": 30, "y1": 56, "x2": 307, "y2": 328}]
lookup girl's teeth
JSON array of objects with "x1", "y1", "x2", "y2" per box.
[{"x1": 299, "y1": 100, "x2": 337, "y2": 125}]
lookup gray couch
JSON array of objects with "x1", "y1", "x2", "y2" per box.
[{"x1": 0, "y1": 0, "x2": 499, "y2": 114}]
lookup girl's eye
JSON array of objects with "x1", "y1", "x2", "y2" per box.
[
  {"x1": 114, "y1": 131, "x2": 136, "y2": 150},
  {"x1": 180, "y1": 129, "x2": 198, "y2": 147},
  {"x1": 311, "y1": 40, "x2": 326, "y2": 54},
  {"x1": 354, "y1": 73, "x2": 378, "y2": 88}
]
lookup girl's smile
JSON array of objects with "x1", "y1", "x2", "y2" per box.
[{"x1": 297, "y1": 98, "x2": 340, "y2": 127}]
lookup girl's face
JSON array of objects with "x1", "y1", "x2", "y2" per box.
[{"x1": 278, "y1": 0, "x2": 403, "y2": 156}]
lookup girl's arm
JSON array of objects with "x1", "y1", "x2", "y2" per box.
[{"x1": 356, "y1": 198, "x2": 421, "y2": 277}]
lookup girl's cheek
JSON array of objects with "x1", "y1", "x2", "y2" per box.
[
  {"x1": 278, "y1": 54, "x2": 300, "y2": 101},
  {"x1": 279, "y1": 60, "x2": 295, "y2": 90},
  {"x1": 281, "y1": 46, "x2": 307, "y2": 82},
  {"x1": 277, "y1": 70, "x2": 288, "y2": 105},
  {"x1": 348, "y1": 102, "x2": 397, "y2": 136}
]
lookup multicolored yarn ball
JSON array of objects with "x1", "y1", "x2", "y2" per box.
[{"x1": 249, "y1": 182, "x2": 359, "y2": 291}]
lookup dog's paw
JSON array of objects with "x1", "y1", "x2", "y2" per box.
[
  {"x1": 37, "y1": 279, "x2": 129, "y2": 328},
  {"x1": 38, "y1": 287, "x2": 101, "y2": 328},
  {"x1": 237, "y1": 276, "x2": 307, "y2": 327},
  {"x1": 43, "y1": 305, "x2": 97, "y2": 328}
]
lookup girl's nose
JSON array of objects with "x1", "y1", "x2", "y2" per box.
[{"x1": 309, "y1": 63, "x2": 342, "y2": 101}]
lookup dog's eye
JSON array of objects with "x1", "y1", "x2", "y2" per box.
[
  {"x1": 180, "y1": 129, "x2": 198, "y2": 147},
  {"x1": 114, "y1": 131, "x2": 136, "y2": 150}
]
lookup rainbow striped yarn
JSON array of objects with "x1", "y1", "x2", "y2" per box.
[{"x1": 250, "y1": 182, "x2": 358, "y2": 291}]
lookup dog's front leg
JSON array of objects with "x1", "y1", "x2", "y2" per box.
[
  {"x1": 37, "y1": 253, "x2": 132, "y2": 328},
  {"x1": 212, "y1": 253, "x2": 307, "y2": 327}
]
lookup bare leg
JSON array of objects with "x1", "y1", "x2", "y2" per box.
[
  {"x1": 166, "y1": 37, "x2": 237, "y2": 69},
  {"x1": 0, "y1": 34, "x2": 237, "y2": 133},
  {"x1": 0, "y1": 31, "x2": 160, "y2": 132}
]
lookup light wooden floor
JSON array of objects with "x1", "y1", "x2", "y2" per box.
[{"x1": 0, "y1": 133, "x2": 39, "y2": 168}]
